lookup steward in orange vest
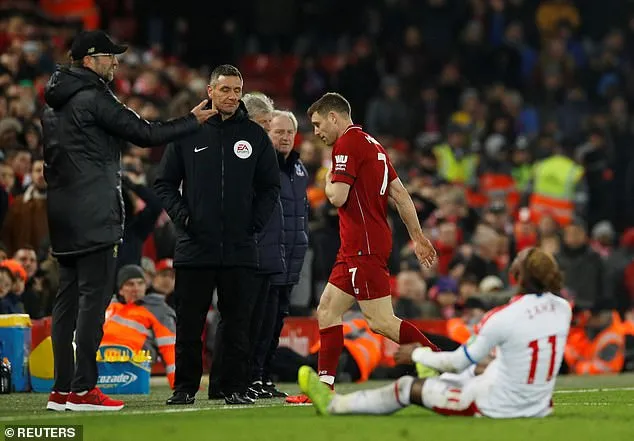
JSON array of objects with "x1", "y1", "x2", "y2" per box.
[
  {"x1": 446, "y1": 297, "x2": 487, "y2": 344},
  {"x1": 564, "y1": 303, "x2": 629, "y2": 375},
  {"x1": 101, "y1": 265, "x2": 176, "y2": 387}
]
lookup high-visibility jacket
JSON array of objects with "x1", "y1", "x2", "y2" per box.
[
  {"x1": 311, "y1": 318, "x2": 382, "y2": 383},
  {"x1": 529, "y1": 155, "x2": 583, "y2": 226},
  {"x1": 512, "y1": 164, "x2": 533, "y2": 192},
  {"x1": 40, "y1": 0, "x2": 100, "y2": 30},
  {"x1": 433, "y1": 144, "x2": 479, "y2": 185},
  {"x1": 479, "y1": 173, "x2": 520, "y2": 210},
  {"x1": 101, "y1": 294, "x2": 176, "y2": 388},
  {"x1": 446, "y1": 317, "x2": 473, "y2": 345},
  {"x1": 564, "y1": 311, "x2": 626, "y2": 375}
]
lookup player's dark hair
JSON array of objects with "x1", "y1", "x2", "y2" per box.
[
  {"x1": 521, "y1": 248, "x2": 563, "y2": 293},
  {"x1": 209, "y1": 64, "x2": 243, "y2": 85},
  {"x1": 307, "y1": 92, "x2": 351, "y2": 118}
]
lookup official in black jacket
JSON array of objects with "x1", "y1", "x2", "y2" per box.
[
  {"x1": 154, "y1": 65, "x2": 280, "y2": 406},
  {"x1": 251, "y1": 110, "x2": 309, "y2": 398},
  {"x1": 41, "y1": 31, "x2": 214, "y2": 411},
  {"x1": 207, "y1": 92, "x2": 285, "y2": 401}
]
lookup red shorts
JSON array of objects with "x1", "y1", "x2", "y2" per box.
[{"x1": 328, "y1": 254, "x2": 391, "y2": 300}]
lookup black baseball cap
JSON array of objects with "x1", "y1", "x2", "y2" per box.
[{"x1": 70, "y1": 30, "x2": 127, "y2": 60}]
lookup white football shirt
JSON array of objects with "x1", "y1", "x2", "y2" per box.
[{"x1": 413, "y1": 293, "x2": 572, "y2": 418}]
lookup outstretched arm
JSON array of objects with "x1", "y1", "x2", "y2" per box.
[
  {"x1": 400, "y1": 305, "x2": 508, "y2": 373},
  {"x1": 409, "y1": 335, "x2": 496, "y2": 373},
  {"x1": 388, "y1": 178, "x2": 436, "y2": 267},
  {"x1": 92, "y1": 94, "x2": 214, "y2": 147}
]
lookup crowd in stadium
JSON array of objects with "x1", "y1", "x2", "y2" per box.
[{"x1": 0, "y1": 0, "x2": 633, "y2": 382}]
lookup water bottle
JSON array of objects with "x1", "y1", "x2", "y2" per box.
[{"x1": 0, "y1": 357, "x2": 12, "y2": 394}]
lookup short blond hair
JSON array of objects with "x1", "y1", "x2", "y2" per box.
[{"x1": 272, "y1": 110, "x2": 298, "y2": 132}]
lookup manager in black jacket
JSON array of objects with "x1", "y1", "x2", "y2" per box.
[
  {"x1": 154, "y1": 65, "x2": 280, "y2": 406},
  {"x1": 41, "y1": 30, "x2": 214, "y2": 411}
]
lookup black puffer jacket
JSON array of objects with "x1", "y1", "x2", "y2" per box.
[
  {"x1": 153, "y1": 102, "x2": 280, "y2": 268},
  {"x1": 41, "y1": 66, "x2": 199, "y2": 257}
]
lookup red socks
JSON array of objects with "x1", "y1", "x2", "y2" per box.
[
  {"x1": 399, "y1": 320, "x2": 440, "y2": 352},
  {"x1": 317, "y1": 325, "x2": 343, "y2": 385}
]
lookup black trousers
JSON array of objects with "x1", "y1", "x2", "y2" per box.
[
  {"x1": 252, "y1": 284, "x2": 292, "y2": 382},
  {"x1": 174, "y1": 267, "x2": 257, "y2": 395},
  {"x1": 209, "y1": 273, "x2": 270, "y2": 395},
  {"x1": 51, "y1": 245, "x2": 117, "y2": 392}
]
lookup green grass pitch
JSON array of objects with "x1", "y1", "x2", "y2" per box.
[{"x1": 1, "y1": 374, "x2": 633, "y2": 441}]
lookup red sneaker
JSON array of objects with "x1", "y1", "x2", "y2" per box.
[
  {"x1": 66, "y1": 387, "x2": 124, "y2": 411},
  {"x1": 46, "y1": 391, "x2": 69, "y2": 411},
  {"x1": 285, "y1": 394, "x2": 312, "y2": 404}
]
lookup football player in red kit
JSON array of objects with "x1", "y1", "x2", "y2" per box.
[{"x1": 286, "y1": 93, "x2": 438, "y2": 403}]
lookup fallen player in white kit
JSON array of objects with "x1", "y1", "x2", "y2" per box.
[{"x1": 298, "y1": 247, "x2": 572, "y2": 418}]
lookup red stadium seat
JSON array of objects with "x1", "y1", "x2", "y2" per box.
[
  {"x1": 320, "y1": 54, "x2": 345, "y2": 74},
  {"x1": 240, "y1": 54, "x2": 280, "y2": 76},
  {"x1": 266, "y1": 72, "x2": 294, "y2": 96},
  {"x1": 280, "y1": 54, "x2": 300, "y2": 73}
]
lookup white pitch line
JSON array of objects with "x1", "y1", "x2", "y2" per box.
[
  {"x1": 1, "y1": 387, "x2": 633, "y2": 423},
  {"x1": 554, "y1": 387, "x2": 634, "y2": 394},
  {"x1": 557, "y1": 403, "x2": 634, "y2": 406},
  {"x1": 0, "y1": 403, "x2": 306, "y2": 423}
]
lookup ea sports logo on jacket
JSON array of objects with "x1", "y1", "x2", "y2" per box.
[{"x1": 234, "y1": 140, "x2": 252, "y2": 159}]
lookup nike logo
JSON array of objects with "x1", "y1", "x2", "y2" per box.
[{"x1": 194, "y1": 146, "x2": 209, "y2": 153}]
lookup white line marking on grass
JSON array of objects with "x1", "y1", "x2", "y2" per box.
[
  {"x1": 554, "y1": 387, "x2": 634, "y2": 394},
  {"x1": 0, "y1": 403, "x2": 308, "y2": 423},
  {"x1": 2, "y1": 387, "x2": 633, "y2": 422},
  {"x1": 558, "y1": 403, "x2": 634, "y2": 406}
]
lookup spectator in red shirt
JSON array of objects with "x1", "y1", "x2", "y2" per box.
[{"x1": 434, "y1": 220, "x2": 459, "y2": 275}]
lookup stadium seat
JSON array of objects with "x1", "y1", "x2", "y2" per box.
[
  {"x1": 240, "y1": 54, "x2": 280, "y2": 77},
  {"x1": 320, "y1": 54, "x2": 345, "y2": 74},
  {"x1": 280, "y1": 54, "x2": 300, "y2": 73}
]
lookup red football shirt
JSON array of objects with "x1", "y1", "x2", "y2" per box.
[{"x1": 331, "y1": 125, "x2": 398, "y2": 260}]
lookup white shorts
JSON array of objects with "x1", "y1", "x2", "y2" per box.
[{"x1": 421, "y1": 370, "x2": 491, "y2": 417}]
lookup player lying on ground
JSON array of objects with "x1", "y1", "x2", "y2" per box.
[{"x1": 299, "y1": 247, "x2": 572, "y2": 418}]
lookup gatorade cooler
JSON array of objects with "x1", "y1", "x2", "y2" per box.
[
  {"x1": 29, "y1": 336, "x2": 55, "y2": 393},
  {"x1": 96, "y1": 345, "x2": 151, "y2": 394},
  {"x1": 0, "y1": 314, "x2": 32, "y2": 392}
]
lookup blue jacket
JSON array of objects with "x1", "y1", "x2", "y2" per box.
[
  {"x1": 271, "y1": 151, "x2": 309, "y2": 286},
  {"x1": 0, "y1": 292, "x2": 24, "y2": 315},
  {"x1": 256, "y1": 196, "x2": 286, "y2": 276}
]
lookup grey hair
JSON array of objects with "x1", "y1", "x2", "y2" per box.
[
  {"x1": 242, "y1": 92, "x2": 274, "y2": 118},
  {"x1": 272, "y1": 110, "x2": 298, "y2": 132}
]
